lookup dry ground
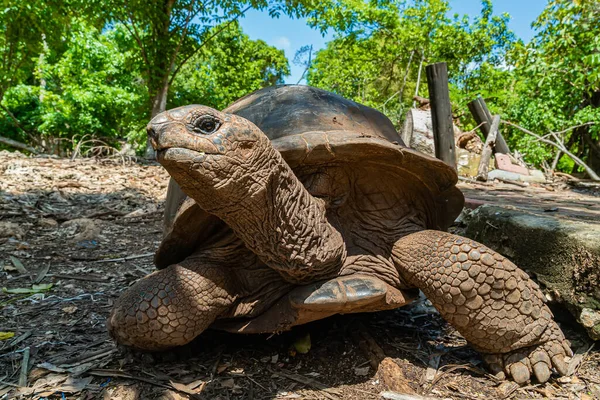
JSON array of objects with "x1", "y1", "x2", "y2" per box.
[{"x1": 1, "y1": 151, "x2": 598, "y2": 400}]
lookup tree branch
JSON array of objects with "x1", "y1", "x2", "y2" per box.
[
  {"x1": 502, "y1": 120, "x2": 599, "y2": 181},
  {"x1": 113, "y1": 13, "x2": 151, "y2": 78},
  {"x1": 167, "y1": 0, "x2": 196, "y2": 77},
  {"x1": 0, "y1": 135, "x2": 38, "y2": 154}
]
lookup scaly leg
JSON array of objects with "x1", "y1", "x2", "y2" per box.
[
  {"x1": 108, "y1": 260, "x2": 237, "y2": 350},
  {"x1": 392, "y1": 230, "x2": 572, "y2": 384}
]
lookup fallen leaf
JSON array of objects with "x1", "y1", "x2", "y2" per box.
[
  {"x1": 170, "y1": 380, "x2": 197, "y2": 395},
  {"x1": 9, "y1": 256, "x2": 27, "y2": 274},
  {"x1": 217, "y1": 363, "x2": 229, "y2": 374},
  {"x1": 62, "y1": 306, "x2": 78, "y2": 314},
  {"x1": 293, "y1": 333, "x2": 311, "y2": 354},
  {"x1": 2, "y1": 283, "x2": 52, "y2": 294},
  {"x1": 0, "y1": 332, "x2": 15, "y2": 340},
  {"x1": 354, "y1": 366, "x2": 370, "y2": 376},
  {"x1": 3, "y1": 264, "x2": 17, "y2": 272},
  {"x1": 220, "y1": 378, "x2": 235, "y2": 388},
  {"x1": 32, "y1": 283, "x2": 53, "y2": 291}
]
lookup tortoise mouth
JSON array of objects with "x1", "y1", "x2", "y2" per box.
[{"x1": 157, "y1": 147, "x2": 220, "y2": 163}]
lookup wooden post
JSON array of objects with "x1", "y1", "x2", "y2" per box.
[
  {"x1": 467, "y1": 96, "x2": 510, "y2": 154},
  {"x1": 426, "y1": 62, "x2": 456, "y2": 169},
  {"x1": 476, "y1": 115, "x2": 501, "y2": 181}
]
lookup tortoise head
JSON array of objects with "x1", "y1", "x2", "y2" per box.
[{"x1": 148, "y1": 105, "x2": 274, "y2": 211}]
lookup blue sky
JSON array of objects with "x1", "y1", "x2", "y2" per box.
[{"x1": 237, "y1": 0, "x2": 548, "y2": 84}]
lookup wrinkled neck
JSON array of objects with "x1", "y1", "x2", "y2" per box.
[{"x1": 208, "y1": 148, "x2": 346, "y2": 283}]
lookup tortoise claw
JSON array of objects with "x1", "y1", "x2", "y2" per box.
[
  {"x1": 509, "y1": 362, "x2": 530, "y2": 384},
  {"x1": 533, "y1": 362, "x2": 551, "y2": 383},
  {"x1": 483, "y1": 336, "x2": 572, "y2": 384}
]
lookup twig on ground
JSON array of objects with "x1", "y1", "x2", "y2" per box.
[
  {"x1": 59, "y1": 348, "x2": 117, "y2": 368},
  {"x1": 493, "y1": 177, "x2": 529, "y2": 188},
  {"x1": 458, "y1": 176, "x2": 493, "y2": 186},
  {"x1": 88, "y1": 369, "x2": 202, "y2": 399},
  {"x1": 34, "y1": 264, "x2": 51, "y2": 284},
  {"x1": 5, "y1": 332, "x2": 32, "y2": 350},
  {"x1": 569, "y1": 342, "x2": 595, "y2": 376},
  {"x1": 96, "y1": 252, "x2": 154, "y2": 263},
  {"x1": 18, "y1": 347, "x2": 30, "y2": 387},
  {"x1": 50, "y1": 274, "x2": 109, "y2": 283},
  {"x1": 268, "y1": 367, "x2": 340, "y2": 399}
]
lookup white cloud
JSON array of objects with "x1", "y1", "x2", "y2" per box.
[{"x1": 273, "y1": 36, "x2": 291, "y2": 51}]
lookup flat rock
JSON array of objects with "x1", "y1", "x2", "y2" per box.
[{"x1": 463, "y1": 204, "x2": 600, "y2": 340}]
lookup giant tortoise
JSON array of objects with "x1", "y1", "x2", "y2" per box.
[{"x1": 109, "y1": 85, "x2": 572, "y2": 384}]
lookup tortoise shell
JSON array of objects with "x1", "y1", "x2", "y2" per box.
[{"x1": 155, "y1": 85, "x2": 464, "y2": 268}]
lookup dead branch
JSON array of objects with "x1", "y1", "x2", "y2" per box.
[
  {"x1": 0, "y1": 135, "x2": 39, "y2": 154},
  {"x1": 502, "y1": 120, "x2": 600, "y2": 181},
  {"x1": 412, "y1": 95, "x2": 430, "y2": 106},
  {"x1": 476, "y1": 115, "x2": 500, "y2": 181}
]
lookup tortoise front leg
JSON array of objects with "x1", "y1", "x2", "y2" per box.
[
  {"x1": 392, "y1": 230, "x2": 572, "y2": 384},
  {"x1": 108, "y1": 260, "x2": 237, "y2": 350}
]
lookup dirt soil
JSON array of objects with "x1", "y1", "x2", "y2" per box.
[{"x1": 1, "y1": 151, "x2": 599, "y2": 400}]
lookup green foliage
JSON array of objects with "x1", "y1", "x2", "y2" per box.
[
  {"x1": 0, "y1": 21, "x2": 147, "y2": 150},
  {"x1": 171, "y1": 21, "x2": 289, "y2": 110},
  {"x1": 0, "y1": 0, "x2": 77, "y2": 99},
  {"x1": 501, "y1": 0, "x2": 600, "y2": 169},
  {"x1": 307, "y1": 0, "x2": 515, "y2": 126},
  {"x1": 1, "y1": 19, "x2": 291, "y2": 153}
]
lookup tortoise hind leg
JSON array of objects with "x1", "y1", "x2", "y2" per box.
[
  {"x1": 108, "y1": 260, "x2": 237, "y2": 350},
  {"x1": 213, "y1": 275, "x2": 416, "y2": 334},
  {"x1": 391, "y1": 230, "x2": 572, "y2": 384}
]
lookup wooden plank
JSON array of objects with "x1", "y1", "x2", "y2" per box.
[
  {"x1": 476, "y1": 115, "x2": 501, "y2": 181},
  {"x1": 425, "y1": 62, "x2": 456, "y2": 168},
  {"x1": 467, "y1": 97, "x2": 510, "y2": 154}
]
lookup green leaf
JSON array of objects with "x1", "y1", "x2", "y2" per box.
[
  {"x1": 0, "y1": 332, "x2": 15, "y2": 341},
  {"x1": 9, "y1": 256, "x2": 27, "y2": 274},
  {"x1": 2, "y1": 283, "x2": 53, "y2": 294}
]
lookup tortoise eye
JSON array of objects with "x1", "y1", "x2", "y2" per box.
[{"x1": 192, "y1": 114, "x2": 220, "y2": 135}]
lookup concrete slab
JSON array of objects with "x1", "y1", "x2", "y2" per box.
[{"x1": 463, "y1": 204, "x2": 600, "y2": 340}]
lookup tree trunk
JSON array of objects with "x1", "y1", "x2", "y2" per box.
[{"x1": 145, "y1": 77, "x2": 170, "y2": 159}]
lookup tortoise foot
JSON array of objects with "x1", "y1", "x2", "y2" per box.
[{"x1": 483, "y1": 325, "x2": 572, "y2": 384}]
